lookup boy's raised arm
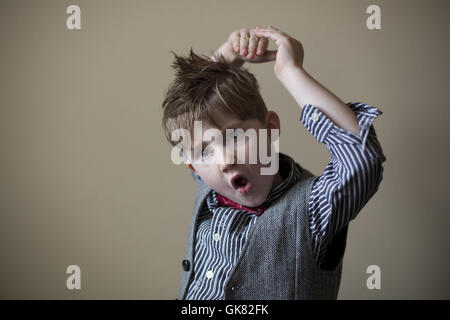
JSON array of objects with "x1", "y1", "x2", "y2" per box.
[
  {"x1": 252, "y1": 26, "x2": 386, "y2": 268},
  {"x1": 254, "y1": 26, "x2": 361, "y2": 137}
]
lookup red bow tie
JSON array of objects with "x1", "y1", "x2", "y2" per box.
[{"x1": 217, "y1": 193, "x2": 267, "y2": 216}]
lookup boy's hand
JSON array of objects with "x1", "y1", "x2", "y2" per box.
[
  {"x1": 254, "y1": 26, "x2": 304, "y2": 78},
  {"x1": 210, "y1": 28, "x2": 276, "y2": 65}
]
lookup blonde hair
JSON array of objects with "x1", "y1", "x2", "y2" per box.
[{"x1": 161, "y1": 48, "x2": 268, "y2": 148}]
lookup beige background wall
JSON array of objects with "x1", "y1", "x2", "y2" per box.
[{"x1": 1, "y1": 0, "x2": 449, "y2": 299}]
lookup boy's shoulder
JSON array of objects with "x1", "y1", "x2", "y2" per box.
[{"x1": 276, "y1": 163, "x2": 317, "y2": 205}]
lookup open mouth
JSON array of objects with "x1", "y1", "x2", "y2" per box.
[{"x1": 231, "y1": 174, "x2": 253, "y2": 194}]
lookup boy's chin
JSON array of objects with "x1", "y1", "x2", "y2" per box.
[{"x1": 233, "y1": 193, "x2": 267, "y2": 208}]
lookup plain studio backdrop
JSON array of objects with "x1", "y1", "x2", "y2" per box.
[{"x1": 0, "y1": 0, "x2": 449, "y2": 299}]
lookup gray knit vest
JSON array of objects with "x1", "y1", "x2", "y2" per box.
[{"x1": 178, "y1": 164, "x2": 344, "y2": 300}]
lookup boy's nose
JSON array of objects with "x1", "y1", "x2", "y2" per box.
[{"x1": 219, "y1": 147, "x2": 237, "y2": 172}]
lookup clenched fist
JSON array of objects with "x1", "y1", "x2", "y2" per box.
[{"x1": 211, "y1": 26, "x2": 304, "y2": 78}]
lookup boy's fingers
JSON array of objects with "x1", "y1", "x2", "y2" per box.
[
  {"x1": 239, "y1": 29, "x2": 250, "y2": 56},
  {"x1": 254, "y1": 28, "x2": 286, "y2": 46},
  {"x1": 231, "y1": 31, "x2": 240, "y2": 53},
  {"x1": 247, "y1": 34, "x2": 259, "y2": 59},
  {"x1": 256, "y1": 37, "x2": 268, "y2": 56},
  {"x1": 246, "y1": 49, "x2": 277, "y2": 63},
  {"x1": 261, "y1": 49, "x2": 277, "y2": 61},
  {"x1": 256, "y1": 25, "x2": 279, "y2": 31}
]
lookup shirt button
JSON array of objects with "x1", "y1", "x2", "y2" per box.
[
  {"x1": 213, "y1": 233, "x2": 221, "y2": 242},
  {"x1": 311, "y1": 111, "x2": 320, "y2": 122},
  {"x1": 182, "y1": 259, "x2": 190, "y2": 272},
  {"x1": 206, "y1": 270, "x2": 214, "y2": 279}
]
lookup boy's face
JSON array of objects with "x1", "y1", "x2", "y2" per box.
[{"x1": 185, "y1": 109, "x2": 282, "y2": 208}]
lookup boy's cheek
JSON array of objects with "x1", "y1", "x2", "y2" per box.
[
  {"x1": 235, "y1": 135, "x2": 259, "y2": 165},
  {"x1": 202, "y1": 175, "x2": 229, "y2": 193}
]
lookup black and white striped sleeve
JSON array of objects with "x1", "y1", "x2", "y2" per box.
[{"x1": 299, "y1": 102, "x2": 386, "y2": 268}]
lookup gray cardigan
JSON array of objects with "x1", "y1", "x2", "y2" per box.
[{"x1": 178, "y1": 164, "x2": 344, "y2": 300}]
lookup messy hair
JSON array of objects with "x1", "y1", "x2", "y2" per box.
[{"x1": 161, "y1": 48, "x2": 268, "y2": 149}]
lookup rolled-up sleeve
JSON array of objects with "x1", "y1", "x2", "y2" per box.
[{"x1": 300, "y1": 102, "x2": 386, "y2": 268}]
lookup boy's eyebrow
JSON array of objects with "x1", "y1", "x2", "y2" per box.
[
  {"x1": 191, "y1": 120, "x2": 244, "y2": 150},
  {"x1": 218, "y1": 120, "x2": 244, "y2": 133}
]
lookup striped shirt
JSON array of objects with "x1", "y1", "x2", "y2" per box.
[{"x1": 185, "y1": 102, "x2": 386, "y2": 300}]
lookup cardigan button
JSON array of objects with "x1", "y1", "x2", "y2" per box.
[{"x1": 182, "y1": 259, "x2": 190, "y2": 272}]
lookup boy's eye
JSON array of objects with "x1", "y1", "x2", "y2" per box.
[{"x1": 201, "y1": 146, "x2": 215, "y2": 159}]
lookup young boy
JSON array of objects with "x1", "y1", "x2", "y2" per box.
[{"x1": 161, "y1": 26, "x2": 386, "y2": 300}]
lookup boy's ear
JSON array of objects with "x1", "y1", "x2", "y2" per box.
[{"x1": 265, "y1": 110, "x2": 281, "y2": 132}]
